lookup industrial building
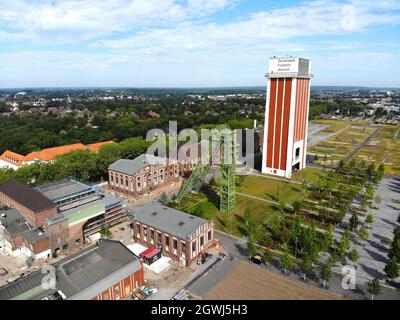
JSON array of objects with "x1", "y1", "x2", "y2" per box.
[
  {"x1": 108, "y1": 154, "x2": 180, "y2": 198},
  {"x1": 132, "y1": 203, "x2": 215, "y2": 267},
  {"x1": 0, "y1": 240, "x2": 145, "y2": 300},
  {"x1": 0, "y1": 178, "x2": 124, "y2": 259},
  {"x1": 262, "y1": 56, "x2": 312, "y2": 178}
]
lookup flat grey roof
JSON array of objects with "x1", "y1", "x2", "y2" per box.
[
  {"x1": 34, "y1": 179, "x2": 93, "y2": 203},
  {"x1": 47, "y1": 194, "x2": 121, "y2": 226},
  {"x1": 0, "y1": 208, "x2": 31, "y2": 236},
  {"x1": 108, "y1": 154, "x2": 167, "y2": 175},
  {"x1": 21, "y1": 228, "x2": 48, "y2": 245},
  {"x1": 0, "y1": 240, "x2": 142, "y2": 300},
  {"x1": 133, "y1": 203, "x2": 209, "y2": 240}
]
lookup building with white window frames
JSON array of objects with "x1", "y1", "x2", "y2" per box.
[
  {"x1": 108, "y1": 154, "x2": 180, "y2": 198},
  {"x1": 132, "y1": 203, "x2": 215, "y2": 267}
]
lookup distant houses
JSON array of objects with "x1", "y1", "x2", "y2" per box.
[{"x1": 0, "y1": 141, "x2": 114, "y2": 170}]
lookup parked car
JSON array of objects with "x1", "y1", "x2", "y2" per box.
[{"x1": 250, "y1": 254, "x2": 263, "y2": 265}]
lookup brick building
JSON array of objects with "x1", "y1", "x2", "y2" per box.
[
  {"x1": 0, "y1": 179, "x2": 58, "y2": 228},
  {"x1": 0, "y1": 179, "x2": 124, "y2": 259},
  {"x1": 132, "y1": 203, "x2": 215, "y2": 267},
  {"x1": 0, "y1": 240, "x2": 145, "y2": 300},
  {"x1": 108, "y1": 154, "x2": 180, "y2": 197}
]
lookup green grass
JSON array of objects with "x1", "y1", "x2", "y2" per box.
[
  {"x1": 291, "y1": 167, "x2": 325, "y2": 184},
  {"x1": 354, "y1": 125, "x2": 400, "y2": 175},
  {"x1": 238, "y1": 175, "x2": 301, "y2": 201},
  {"x1": 180, "y1": 191, "x2": 280, "y2": 238}
]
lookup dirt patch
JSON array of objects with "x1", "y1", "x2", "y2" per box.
[{"x1": 204, "y1": 262, "x2": 344, "y2": 300}]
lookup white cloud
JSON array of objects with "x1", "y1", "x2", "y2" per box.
[
  {"x1": 95, "y1": 0, "x2": 400, "y2": 52},
  {"x1": 0, "y1": 0, "x2": 239, "y2": 43}
]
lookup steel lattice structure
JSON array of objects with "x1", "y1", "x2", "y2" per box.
[{"x1": 176, "y1": 129, "x2": 236, "y2": 213}]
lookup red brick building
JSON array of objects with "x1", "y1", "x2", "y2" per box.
[
  {"x1": 0, "y1": 179, "x2": 58, "y2": 228},
  {"x1": 108, "y1": 154, "x2": 180, "y2": 197},
  {"x1": 132, "y1": 203, "x2": 215, "y2": 267},
  {"x1": 0, "y1": 240, "x2": 145, "y2": 300}
]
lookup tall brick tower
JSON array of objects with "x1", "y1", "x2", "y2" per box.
[{"x1": 261, "y1": 56, "x2": 312, "y2": 178}]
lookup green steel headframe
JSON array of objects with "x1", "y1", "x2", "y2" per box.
[{"x1": 176, "y1": 128, "x2": 236, "y2": 213}]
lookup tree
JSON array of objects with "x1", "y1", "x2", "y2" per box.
[
  {"x1": 384, "y1": 256, "x2": 399, "y2": 280},
  {"x1": 376, "y1": 164, "x2": 384, "y2": 181},
  {"x1": 366, "y1": 214, "x2": 374, "y2": 225},
  {"x1": 299, "y1": 256, "x2": 313, "y2": 281},
  {"x1": 337, "y1": 230, "x2": 351, "y2": 257},
  {"x1": 366, "y1": 278, "x2": 381, "y2": 300},
  {"x1": 388, "y1": 239, "x2": 400, "y2": 261},
  {"x1": 280, "y1": 252, "x2": 294, "y2": 274},
  {"x1": 291, "y1": 200, "x2": 302, "y2": 215},
  {"x1": 347, "y1": 247, "x2": 359, "y2": 266},
  {"x1": 349, "y1": 213, "x2": 359, "y2": 231},
  {"x1": 159, "y1": 192, "x2": 168, "y2": 205},
  {"x1": 319, "y1": 262, "x2": 332, "y2": 287},
  {"x1": 357, "y1": 227, "x2": 369, "y2": 244},
  {"x1": 247, "y1": 239, "x2": 257, "y2": 256},
  {"x1": 264, "y1": 249, "x2": 273, "y2": 266}
]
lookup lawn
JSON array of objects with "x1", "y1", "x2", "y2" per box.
[
  {"x1": 291, "y1": 167, "x2": 325, "y2": 184},
  {"x1": 180, "y1": 191, "x2": 280, "y2": 238},
  {"x1": 237, "y1": 175, "x2": 303, "y2": 203}
]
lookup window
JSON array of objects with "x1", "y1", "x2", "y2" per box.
[
  {"x1": 150, "y1": 229, "x2": 154, "y2": 240},
  {"x1": 143, "y1": 226, "x2": 147, "y2": 237},
  {"x1": 116, "y1": 176, "x2": 119, "y2": 184},
  {"x1": 181, "y1": 242, "x2": 186, "y2": 255},
  {"x1": 192, "y1": 240, "x2": 196, "y2": 253},
  {"x1": 75, "y1": 239, "x2": 80, "y2": 246},
  {"x1": 136, "y1": 223, "x2": 141, "y2": 235},
  {"x1": 295, "y1": 147, "x2": 300, "y2": 159},
  {"x1": 111, "y1": 175, "x2": 114, "y2": 182},
  {"x1": 114, "y1": 286, "x2": 120, "y2": 298},
  {"x1": 165, "y1": 236, "x2": 170, "y2": 246},
  {"x1": 200, "y1": 235, "x2": 204, "y2": 247},
  {"x1": 173, "y1": 239, "x2": 178, "y2": 250},
  {"x1": 125, "y1": 178, "x2": 129, "y2": 187},
  {"x1": 62, "y1": 244, "x2": 68, "y2": 250},
  {"x1": 157, "y1": 232, "x2": 162, "y2": 243},
  {"x1": 208, "y1": 230, "x2": 212, "y2": 242}
]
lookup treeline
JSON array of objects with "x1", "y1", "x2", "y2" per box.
[
  {"x1": 309, "y1": 100, "x2": 365, "y2": 119},
  {"x1": 0, "y1": 97, "x2": 260, "y2": 155},
  {"x1": 0, "y1": 137, "x2": 151, "y2": 185}
]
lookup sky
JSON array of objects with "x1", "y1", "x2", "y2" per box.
[{"x1": 0, "y1": 0, "x2": 399, "y2": 88}]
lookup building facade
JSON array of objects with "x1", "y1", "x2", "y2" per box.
[
  {"x1": 0, "y1": 240, "x2": 145, "y2": 300},
  {"x1": 261, "y1": 57, "x2": 312, "y2": 178},
  {"x1": 132, "y1": 203, "x2": 215, "y2": 267},
  {"x1": 0, "y1": 178, "x2": 124, "y2": 259},
  {"x1": 108, "y1": 154, "x2": 180, "y2": 197}
]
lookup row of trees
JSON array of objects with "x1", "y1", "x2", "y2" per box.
[
  {"x1": 384, "y1": 220, "x2": 400, "y2": 280},
  {"x1": 0, "y1": 137, "x2": 151, "y2": 185}
]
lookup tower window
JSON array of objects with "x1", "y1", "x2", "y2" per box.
[{"x1": 295, "y1": 147, "x2": 300, "y2": 160}]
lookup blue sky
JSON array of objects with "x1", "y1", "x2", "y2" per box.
[{"x1": 0, "y1": 0, "x2": 399, "y2": 88}]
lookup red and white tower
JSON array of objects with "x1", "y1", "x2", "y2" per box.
[{"x1": 261, "y1": 56, "x2": 312, "y2": 178}]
